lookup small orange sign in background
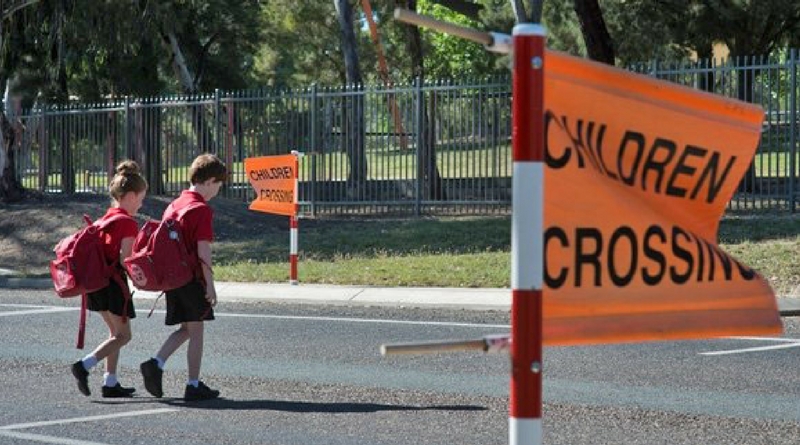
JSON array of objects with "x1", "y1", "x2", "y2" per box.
[
  {"x1": 540, "y1": 51, "x2": 781, "y2": 345},
  {"x1": 245, "y1": 155, "x2": 298, "y2": 217}
]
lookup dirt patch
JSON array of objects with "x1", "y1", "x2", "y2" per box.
[{"x1": 0, "y1": 191, "x2": 289, "y2": 276}]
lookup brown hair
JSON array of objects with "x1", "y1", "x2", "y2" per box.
[
  {"x1": 108, "y1": 160, "x2": 148, "y2": 201},
  {"x1": 189, "y1": 153, "x2": 227, "y2": 185}
]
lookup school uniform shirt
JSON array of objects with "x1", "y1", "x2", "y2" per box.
[
  {"x1": 98, "y1": 207, "x2": 139, "y2": 265},
  {"x1": 163, "y1": 190, "x2": 214, "y2": 264}
]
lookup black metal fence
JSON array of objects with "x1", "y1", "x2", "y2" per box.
[
  {"x1": 631, "y1": 51, "x2": 800, "y2": 212},
  {"x1": 8, "y1": 52, "x2": 800, "y2": 215}
]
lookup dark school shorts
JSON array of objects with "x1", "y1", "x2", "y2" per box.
[
  {"x1": 164, "y1": 279, "x2": 215, "y2": 325},
  {"x1": 86, "y1": 277, "x2": 136, "y2": 319}
]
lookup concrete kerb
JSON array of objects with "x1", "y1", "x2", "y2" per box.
[
  {"x1": 0, "y1": 275, "x2": 797, "y2": 315},
  {"x1": 0, "y1": 276, "x2": 511, "y2": 310}
]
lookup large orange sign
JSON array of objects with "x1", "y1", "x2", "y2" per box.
[
  {"x1": 245, "y1": 155, "x2": 298, "y2": 217},
  {"x1": 541, "y1": 51, "x2": 782, "y2": 345}
]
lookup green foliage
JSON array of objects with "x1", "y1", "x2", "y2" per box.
[
  {"x1": 5, "y1": 0, "x2": 800, "y2": 101},
  {"x1": 417, "y1": 0, "x2": 502, "y2": 79}
]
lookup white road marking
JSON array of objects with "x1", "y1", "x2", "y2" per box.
[
  {"x1": 3, "y1": 303, "x2": 508, "y2": 329},
  {"x1": 8, "y1": 304, "x2": 800, "y2": 350},
  {"x1": 700, "y1": 342, "x2": 800, "y2": 356},
  {"x1": 727, "y1": 336, "x2": 800, "y2": 343},
  {"x1": 0, "y1": 430, "x2": 112, "y2": 445},
  {"x1": 0, "y1": 307, "x2": 74, "y2": 317},
  {"x1": 0, "y1": 408, "x2": 179, "y2": 431},
  {"x1": 209, "y1": 310, "x2": 511, "y2": 329}
]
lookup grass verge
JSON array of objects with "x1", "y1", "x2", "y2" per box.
[{"x1": 214, "y1": 213, "x2": 799, "y2": 296}]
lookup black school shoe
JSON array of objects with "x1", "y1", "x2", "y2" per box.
[
  {"x1": 184, "y1": 381, "x2": 220, "y2": 401},
  {"x1": 139, "y1": 359, "x2": 163, "y2": 398},
  {"x1": 101, "y1": 383, "x2": 136, "y2": 398},
  {"x1": 71, "y1": 361, "x2": 90, "y2": 396}
]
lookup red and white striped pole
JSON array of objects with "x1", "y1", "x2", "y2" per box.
[
  {"x1": 509, "y1": 23, "x2": 546, "y2": 445},
  {"x1": 290, "y1": 150, "x2": 302, "y2": 285}
]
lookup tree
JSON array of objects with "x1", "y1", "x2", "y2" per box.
[
  {"x1": 256, "y1": 1, "x2": 345, "y2": 87},
  {"x1": 1, "y1": 0, "x2": 41, "y2": 202},
  {"x1": 334, "y1": 0, "x2": 368, "y2": 190},
  {"x1": 396, "y1": 0, "x2": 445, "y2": 200},
  {"x1": 573, "y1": 0, "x2": 613, "y2": 64}
]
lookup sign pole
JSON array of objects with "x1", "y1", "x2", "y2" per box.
[
  {"x1": 290, "y1": 151, "x2": 301, "y2": 285},
  {"x1": 510, "y1": 23, "x2": 546, "y2": 445}
]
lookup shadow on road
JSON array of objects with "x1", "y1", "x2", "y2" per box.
[
  {"x1": 169, "y1": 398, "x2": 487, "y2": 413},
  {"x1": 95, "y1": 398, "x2": 486, "y2": 413}
]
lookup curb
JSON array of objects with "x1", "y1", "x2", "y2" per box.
[
  {"x1": 0, "y1": 277, "x2": 797, "y2": 316},
  {"x1": 0, "y1": 277, "x2": 53, "y2": 290}
]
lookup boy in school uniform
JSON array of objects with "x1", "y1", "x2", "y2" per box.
[{"x1": 140, "y1": 153, "x2": 227, "y2": 401}]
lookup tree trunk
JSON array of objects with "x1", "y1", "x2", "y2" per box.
[
  {"x1": 528, "y1": 0, "x2": 544, "y2": 23},
  {"x1": 1, "y1": 109, "x2": 24, "y2": 202},
  {"x1": 511, "y1": 0, "x2": 527, "y2": 23},
  {"x1": 510, "y1": 0, "x2": 544, "y2": 23},
  {"x1": 423, "y1": 91, "x2": 444, "y2": 200},
  {"x1": 696, "y1": 46, "x2": 716, "y2": 93},
  {"x1": 573, "y1": 0, "x2": 615, "y2": 65},
  {"x1": 333, "y1": 0, "x2": 367, "y2": 190},
  {"x1": 399, "y1": 0, "x2": 445, "y2": 200},
  {"x1": 161, "y1": 30, "x2": 215, "y2": 154}
]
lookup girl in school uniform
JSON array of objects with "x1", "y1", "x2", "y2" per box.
[{"x1": 70, "y1": 160, "x2": 147, "y2": 397}]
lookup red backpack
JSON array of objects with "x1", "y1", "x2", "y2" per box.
[
  {"x1": 124, "y1": 203, "x2": 205, "y2": 293},
  {"x1": 50, "y1": 213, "x2": 132, "y2": 349}
]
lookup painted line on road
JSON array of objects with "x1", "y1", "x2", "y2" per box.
[
  {"x1": 728, "y1": 336, "x2": 800, "y2": 343},
  {"x1": 3, "y1": 303, "x2": 508, "y2": 329},
  {"x1": 0, "y1": 307, "x2": 75, "y2": 317},
  {"x1": 207, "y1": 310, "x2": 511, "y2": 329},
  {"x1": 0, "y1": 430, "x2": 113, "y2": 445},
  {"x1": 0, "y1": 408, "x2": 179, "y2": 431},
  {"x1": 700, "y1": 341, "x2": 800, "y2": 356}
]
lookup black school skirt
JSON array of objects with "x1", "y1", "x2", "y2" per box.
[{"x1": 86, "y1": 275, "x2": 136, "y2": 319}]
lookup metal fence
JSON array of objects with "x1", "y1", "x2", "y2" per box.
[
  {"x1": 9, "y1": 52, "x2": 800, "y2": 215},
  {"x1": 631, "y1": 51, "x2": 800, "y2": 212}
]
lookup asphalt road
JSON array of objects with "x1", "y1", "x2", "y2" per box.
[{"x1": 1, "y1": 289, "x2": 799, "y2": 445}]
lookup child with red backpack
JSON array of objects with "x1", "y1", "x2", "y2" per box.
[
  {"x1": 139, "y1": 153, "x2": 226, "y2": 401},
  {"x1": 70, "y1": 160, "x2": 147, "y2": 398}
]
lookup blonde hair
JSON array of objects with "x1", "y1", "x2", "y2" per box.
[{"x1": 108, "y1": 160, "x2": 148, "y2": 201}]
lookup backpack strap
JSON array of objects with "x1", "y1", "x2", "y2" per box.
[
  {"x1": 93, "y1": 213, "x2": 135, "y2": 231},
  {"x1": 170, "y1": 201, "x2": 207, "y2": 221},
  {"x1": 170, "y1": 201, "x2": 210, "y2": 279},
  {"x1": 76, "y1": 293, "x2": 88, "y2": 349}
]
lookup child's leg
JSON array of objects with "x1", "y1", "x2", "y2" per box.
[
  {"x1": 95, "y1": 311, "x2": 132, "y2": 375},
  {"x1": 155, "y1": 323, "x2": 190, "y2": 363},
  {"x1": 185, "y1": 321, "x2": 204, "y2": 381}
]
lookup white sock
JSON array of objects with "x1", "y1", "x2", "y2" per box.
[
  {"x1": 81, "y1": 355, "x2": 98, "y2": 370},
  {"x1": 187, "y1": 379, "x2": 199, "y2": 388},
  {"x1": 154, "y1": 357, "x2": 166, "y2": 370},
  {"x1": 103, "y1": 373, "x2": 118, "y2": 387}
]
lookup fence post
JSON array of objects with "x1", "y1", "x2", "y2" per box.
[
  {"x1": 310, "y1": 84, "x2": 318, "y2": 217},
  {"x1": 60, "y1": 105, "x2": 75, "y2": 194},
  {"x1": 38, "y1": 107, "x2": 48, "y2": 192},
  {"x1": 124, "y1": 97, "x2": 133, "y2": 160},
  {"x1": 790, "y1": 49, "x2": 797, "y2": 213},
  {"x1": 214, "y1": 88, "x2": 222, "y2": 155},
  {"x1": 414, "y1": 76, "x2": 424, "y2": 216},
  {"x1": 107, "y1": 110, "x2": 116, "y2": 182}
]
